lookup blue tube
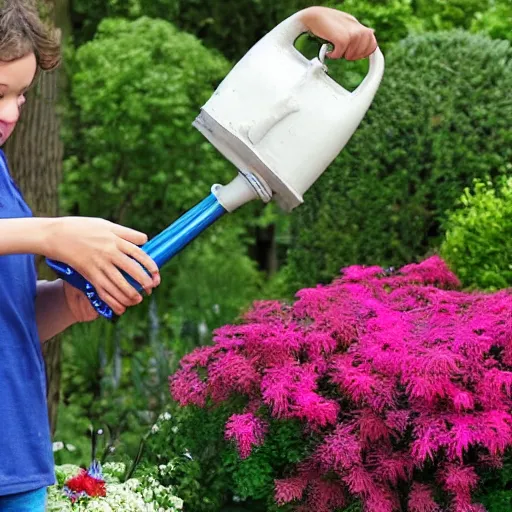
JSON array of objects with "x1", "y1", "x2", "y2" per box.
[{"x1": 46, "y1": 193, "x2": 226, "y2": 320}]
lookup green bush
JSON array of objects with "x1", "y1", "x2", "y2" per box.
[
  {"x1": 471, "y1": 0, "x2": 512, "y2": 42},
  {"x1": 477, "y1": 453, "x2": 512, "y2": 512},
  {"x1": 285, "y1": 30, "x2": 512, "y2": 291},
  {"x1": 411, "y1": 0, "x2": 491, "y2": 31},
  {"x1": 62, "y1": 16, "x2": 232, "y2": 234},
  {"x1": 140, "y1": 403, "x2": 235, "y2": 511},
  {"x1": 441, "y1": 176, "x2": 512, "y2": 290},
  {"x1": 169, "y1": 218, "x2": 263, "y2": 335},
  {"x1": 140, "y1": 402, "x2": 311, "y2": 512}
]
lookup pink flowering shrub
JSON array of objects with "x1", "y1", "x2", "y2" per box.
[{"x1": 169, "y1": 256, "x2": 512, "y2": 512}]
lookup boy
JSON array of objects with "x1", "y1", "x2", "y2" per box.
[{"x1": 0, "y1": 0, "x2": 377, "y2": 509}]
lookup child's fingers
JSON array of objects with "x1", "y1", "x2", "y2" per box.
[
  {"x1": 96, "y1": 266, "x2": 143, "y2": 307},
  {"x1": 97, "y1": 289, "x2": 126, "y2": 317},
  {"x1": 327, "y1": 38, "x2": 348, "y2": 59},
  {"x1": 345, "y1": 31, "x2": 376, "y2": 60},
  {"x1": 120, "y1": 240, "x2": 160, "y2": 286}
]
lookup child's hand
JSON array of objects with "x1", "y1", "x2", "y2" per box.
[
  {"x1": 43, "y1": 217, "x2": 160, "y2": 316},
  {"x1": 299, "y1": 7, "x2": 377, "y2": 60},
  {"x1": 63, "y1": 281, "x2": 99, "y2": 322}
]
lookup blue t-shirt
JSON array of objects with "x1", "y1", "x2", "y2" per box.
[{"x1": 0, "y1": 150, "x2": 54, "y2": 495}]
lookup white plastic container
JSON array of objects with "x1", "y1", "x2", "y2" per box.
[{"x1": 193, "y1": 11, "x2": 385, "y2": 212}]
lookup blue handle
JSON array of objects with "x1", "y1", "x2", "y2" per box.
[{"x1": 46, "y1": 193, "x2": 226, "y2": 320}]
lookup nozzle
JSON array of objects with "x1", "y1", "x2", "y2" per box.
[{"x1": 212, "y1": 172, "x2": 272, "y2": 212}]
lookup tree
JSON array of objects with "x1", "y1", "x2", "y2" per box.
[{"x1": 4, "y1": 0, "x2": 71, "y2": 435}]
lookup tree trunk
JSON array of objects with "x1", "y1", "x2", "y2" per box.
[{"x1": 4, "y1": 0, "x2": 70, "y2": 436}]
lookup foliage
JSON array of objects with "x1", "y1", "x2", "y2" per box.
[
  {"x1": 54, "y1": 302, "x2": 179, "y2": 468},
  {"x1": 411, "y1": 0, "x2": 491, "y2": 31},
  {"x1": 331, "y1": 0, "x2": 510, "y2": 44},
  {"x1": 69, "y1": 0, "x2": 512, "y2": 55},
  {"x1": 69, "y1": 0, "x2": 177, "y2": 46},
  {"x1": 140, "y1": 404, "x2": 235, "y2": 511},
  {"x1": 170, "y1": 256, "x2": 512, "y2": 511},
  {"x1": 62, "y1": 16, "x2": 231, "y2": 234},
  {"x1": 140, "y1": 401, "x2": 310, "y2": 511},
  {"x1": 441, "y1": 176, "x2": 512, "y2": 290},
  {"x1": 476, "y1": 453, "x2": 512, "y2": 511},
  {"x1": 70, "y1": 0, "x2": 310, "y2": 58},
  {"x1": 285, "y1": 31, "x2": 512, "y2": 291},
  {"x1": 409, "y1": 0, "x2": 512, "y2": 42},
  {"x1": 47, "y1": 461, "x2": 183, "y2": 511},
  {"x1": 470, "y1": 0, "x2": 512, "y2": 42},
  {"x1": 168, "y1": 217, "x2": 264, "y2": 337}
]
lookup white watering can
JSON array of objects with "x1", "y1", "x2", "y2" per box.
[
  {"x1": 47, "y1": 11, "x2": 385, "y2": 320},
  {"x1": 194, "y1": 11, "x2": 385, "y2": 212}
]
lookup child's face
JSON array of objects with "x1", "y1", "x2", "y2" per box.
[{"x1": 0, "y1": 52, "x2": 37, "y2": 146}]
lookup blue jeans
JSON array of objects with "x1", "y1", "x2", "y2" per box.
[{"x1": 0, "y1": 488, "x2": 47, "y2": 511}]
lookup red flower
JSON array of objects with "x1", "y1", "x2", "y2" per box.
[{"x1": 66, "y1": 469, "x2": 106, "y2": 498}]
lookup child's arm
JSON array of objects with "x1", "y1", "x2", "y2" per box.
[
  {"x1": 35, "y1": 279, "x2": 97, "y2": 342},
  {"x1": 299, "y1": 6, "x2": 377, "y2": 60},
  {"x1": 0, "y1": 216, "x2": 160, "y2": 316}
]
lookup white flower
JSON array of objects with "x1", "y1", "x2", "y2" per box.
[
  {"x1": 85, "y1": 500, "x2": 113, "y2": 511},
  {"x1": 124, "y1": 478, "x2": 141, "y2": 491},
  {"x1": 56, "y1": 464, "x2": 81, "y2": 480},
  {"x1": 142, "y1": 487, "x2": 153, "y2": 502},
  {"x1": 151, "y1": 424, "x2": 160, "y2": 434},
  {"x1": 158, "y1": 412, "x2": 172, "y2": 422},
  {"x1": 171, "y1": 426, "x2": 179, "y2": 434},
  {"x1": 103, "y1": 462, "x2": 126, "y2": 477},
  {"x1": 65, "y1": 443, "x2": 77, "y2": 452},
  {"x1": 52, "y1": 441, "x2": 64, "y2": 452},
  {"x1": 170, "y1": 496, "x2": 184, "y2": 509}
]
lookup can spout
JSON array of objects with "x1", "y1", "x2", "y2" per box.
[{"x1": 213, "y1": 172, "x2": 272, "y2": 212}]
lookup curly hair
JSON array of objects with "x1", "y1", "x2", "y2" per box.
[{"x1": 0, "y1": 0, "x2": 61, "y2": 71}]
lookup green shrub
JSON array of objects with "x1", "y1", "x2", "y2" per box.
[
  {"x1": 477, "y1": 453, "x2": 512, "y2": 512},
  {"x1": 470, "y1": 0, "x2": 512, "y2": 41},
  {"x1": 285, "y1": 30, "x2": 512, "y2": 291},
  {"x1": 441, "y1": 176, "x2": 512, "y2": 290},
  {"x1": 140, "y1": 403, "x2": 235, "y2": 511},
  {"x1": 62, "y1": 16, "x2": 232, "y2": 234},
  {"x1": 140, "y1": 401, "x2": 310, "y2": 511}
]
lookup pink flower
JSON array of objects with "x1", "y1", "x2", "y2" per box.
[
  {"x1": 208, "y1": 352, "x2": 260, "y2": 401},
  {"x1": 225, "y1": 413, "x2": 268, "y2": 459},
  {"x1": 408, "y1": 483, "x2": 440, "y2": 512},
  {"x1": 275, "y1": 476, "x2": 308, "y2": 504},
  {"x1": 169, "y1": 368, "x2": 207, "y2": 407},
  {"x1": 169, "y1": 256, "x2": 512, "y2": 511}
]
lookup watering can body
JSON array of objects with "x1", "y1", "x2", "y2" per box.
[
  {"x1": 194, "y1": 12, "x2": 385, "y2": 211},
  {"x1": 47, "y1": 11, "x2": 385, "y2": 319}
]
